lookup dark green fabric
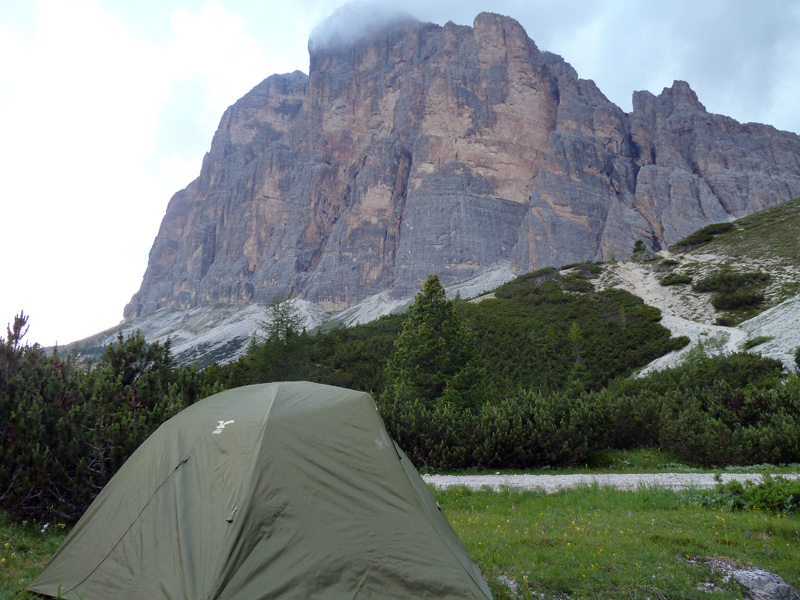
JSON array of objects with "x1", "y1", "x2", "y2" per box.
[{"x1": 30, "y1": 382, "x2": 492, "y2": 599}]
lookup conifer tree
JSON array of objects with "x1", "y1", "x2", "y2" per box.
[
  {"x1": 386, "y1": 275, "x2": 478, "y2": 406},
  {"x1": 249, "y1": 294, "x2": 307, "y2": 381}
]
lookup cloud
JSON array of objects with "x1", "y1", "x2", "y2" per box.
[
  {"x1": 0, "y1": 0, "x2": 295, "y2": 346},
  {"x1": 308, "y1": 1, "x2": 414, "y2": 51},
  {"x1": 154, "y1": 1, "x2": 298, "y2": 180},
  {"x1": 0, "y1": 0, "x2": 169, "y2": 346}
]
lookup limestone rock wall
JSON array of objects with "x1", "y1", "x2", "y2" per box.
[{"x1": 124, "y1": 12, "x2": 800, "y2": 319}]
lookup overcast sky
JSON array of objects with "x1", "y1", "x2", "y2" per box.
[{"x1": 2, "y1": 0, "x2": 799, "y2": 347}]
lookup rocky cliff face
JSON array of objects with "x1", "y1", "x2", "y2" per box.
[{"x1": 124, "y1": 11, "x2": 800, "y2": 319}]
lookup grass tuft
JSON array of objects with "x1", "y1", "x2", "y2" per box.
[{"x1": 0, "y1": 515, "x2": 67, "y2": 599}]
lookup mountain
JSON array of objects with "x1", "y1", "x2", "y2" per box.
[
  {"x1": 64, "y1": 198, "x2": 800, "y2": 371},
  {"x1": 123, "y1": 10, "x2": 800, "y2": 323}
]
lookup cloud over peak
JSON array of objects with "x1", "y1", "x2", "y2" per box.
[{"x1": 309, "y1": 1, "x2": 416, "y2": 52}]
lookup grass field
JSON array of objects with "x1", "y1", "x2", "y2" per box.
[
  {"x1": 439, "y1": 485, "x2": 799, "y2": 599},
  {"x1": 3, "y1": 481, "x2": 798, "y2": 600},
  {"x1": 0, "y1": 516, "x2": 66, "y2": 599}
]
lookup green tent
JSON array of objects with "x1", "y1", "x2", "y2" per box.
[{"x1": 30, "y1": 382, "x2": 492, "y2": 599}]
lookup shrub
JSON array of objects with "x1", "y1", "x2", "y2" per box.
[
  {"x1": 559, "y1": 262, "x2": 603, "y2": 275},
  {"x1": 660, "y1": 273, "x2": 692, "y2": 286},
  {"x1": 0, "y1": 326, "x2": 211, "y2": 523},
  {"x1": 672, "y1": 222, "x2": 735, "y2": 249},
  {"x1": 694, "y1": 475, "x2": 800, "y2": 513},
  {"x1": 379, "y1": 385, "x2": 594, "y2": 470},
  {"x1": 742, "y1": 336, "x2": 773, "y2": 350},
  {"x1": 475, "y1": 390, "x2": 591, "y2": 468},
  {"x1": 692, "y1": 270, "x2": 769, "y2": 293},
  {"x1": 711, "y1": 291, "x2": 764, "y2": 310},
  {"x1": 656, "y1": 362, "x2": 798, "y2": 467}
]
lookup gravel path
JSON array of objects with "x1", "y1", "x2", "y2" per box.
[{"x1": 423, "y1": 472, "x2": 800, "y2": 492}]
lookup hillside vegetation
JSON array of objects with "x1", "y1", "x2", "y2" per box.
[
  {"x1": 688, "y1": 196, "x2": 800, "y2": 266},
  {"x1": 9, "y1": 273, "x2": 799, "y2": 526},
  {"x1": 668, "y1": 196, "x2": 800, "y2": 318},
  {"x1": 4, "y1": 200, "x2": 800, "y2": 525}
]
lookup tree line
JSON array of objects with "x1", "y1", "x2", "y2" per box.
[{"x1": 2, "y1": 266, "x2": 798, "y2": 523}]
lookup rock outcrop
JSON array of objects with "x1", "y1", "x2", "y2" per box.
[{"x1": 125, "y1": 11, "x2": 800, "y2": 319}]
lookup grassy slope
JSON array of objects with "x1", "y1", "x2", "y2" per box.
[
  {"x1": 697, "y1": 197, "x2": 800, "y2": 265},
  {"x1": 684, "y1": 197, "x2": 800, "y2": 306}
]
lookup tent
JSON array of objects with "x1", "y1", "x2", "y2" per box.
[{"x1": 30, "y1": 381, "x2": 492, "y2": 599}]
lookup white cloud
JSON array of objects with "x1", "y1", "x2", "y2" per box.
[
  {"x1": 0, "y1": 0, "x2": 169, "y2": 346},
  {"x1": 0, "y1": 0, "x2": 294, "y2": 346}
]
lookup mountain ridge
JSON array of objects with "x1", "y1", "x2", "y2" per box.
[{"x1": 123, "y1": 11, "x2": 800, "y2": 322}]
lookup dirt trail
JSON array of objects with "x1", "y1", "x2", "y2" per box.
[{"x1": 423, "y1": 472, "x2": 800, "y2": 492}]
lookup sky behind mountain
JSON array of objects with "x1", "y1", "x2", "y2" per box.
[{"x1": 2, "y1": 0, "x2": 799, "y2": 347}]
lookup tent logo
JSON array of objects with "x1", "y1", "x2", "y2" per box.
[{"x1": 212, "y1": 420, "x2": 235, "y2": 434}]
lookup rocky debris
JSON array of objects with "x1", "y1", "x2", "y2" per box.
[
  {"x1": 422, "y1": 472, "x2": 800, "y2": 492},
  {"x1": 740, "y1": 294, "x2": 800, "y2": 369},
  {"x1": 497, "y1": 574, "x2": 519, "y2": 595},
  {"x1": 708, "y1": 558, "x2": 799, "y2": 600},
  {"x1": 124, "y1": 11, "x2": 800, "y2": 322},
  {"x1": 630, "y1": 250, "x2": 658, "y2": 262},
  {"x1": 595, "y1": 250, "x2": 800, "y2": 373}
]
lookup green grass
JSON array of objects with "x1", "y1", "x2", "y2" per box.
[
  {"x1": 0, "y1": 515, "x2": 67, "y2": 599},
  {"x1": 438, "y1": 485, "x2": 800, "y2": 600},
  {"x1": 742, "y1": 335, "x2": 774, "y2": 350},
  {"x1": 696, "y1": 197, "x2": 800, "y2": 265},
  {"x1": 4, "y1": 480, "x2": 800, "y2": 600}
]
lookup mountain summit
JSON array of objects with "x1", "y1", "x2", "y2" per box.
[{"x1": 124, "y1": 12, "x2": 800, "y2": 320}]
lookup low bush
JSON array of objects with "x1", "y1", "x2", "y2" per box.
[
  {"x1": 711, "y1": 291, "x2": 765, "y2": 310},
  {"x1": 559, "y1": 261, "x2": 603, "y2": 275},
  {"x1": 378, "y1": 385, "x2": 594, "y2": 470},
  {"x1": 692, "y1": 475, "x2": 800, "y2": 513},
  {"x1": 381, "y1": 352, "x2": 797, "y2": 471},
  {"x1": 692, "y1": 270, "x2": 769, "y2": 293},
  {"x1": 660, "y1": 273, "x2": 692, "y2": 286},
  {"x1": 1, "y1": 322, "x2": 214, "y2": 523},
  {"x1": 672, "y1": 222, "x2": 735, "y2": 249},
  {"x1": 742, "y1": 336, "x2": 773, "y2": 350}
]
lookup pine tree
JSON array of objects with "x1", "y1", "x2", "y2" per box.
[
  {"x1": 249, "y1": 294, "x2": 307, "y2": 381},
  {"x1": 386, "y1": 275, "x2": 478, "y2": 406}
]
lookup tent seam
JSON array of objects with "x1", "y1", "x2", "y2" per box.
[
  {"x1": 59, "y1": 441, "x2": 201, "y2": 596},
  {"x1": 205, "y1": 383, "x2": 280, "y2": 600}
]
